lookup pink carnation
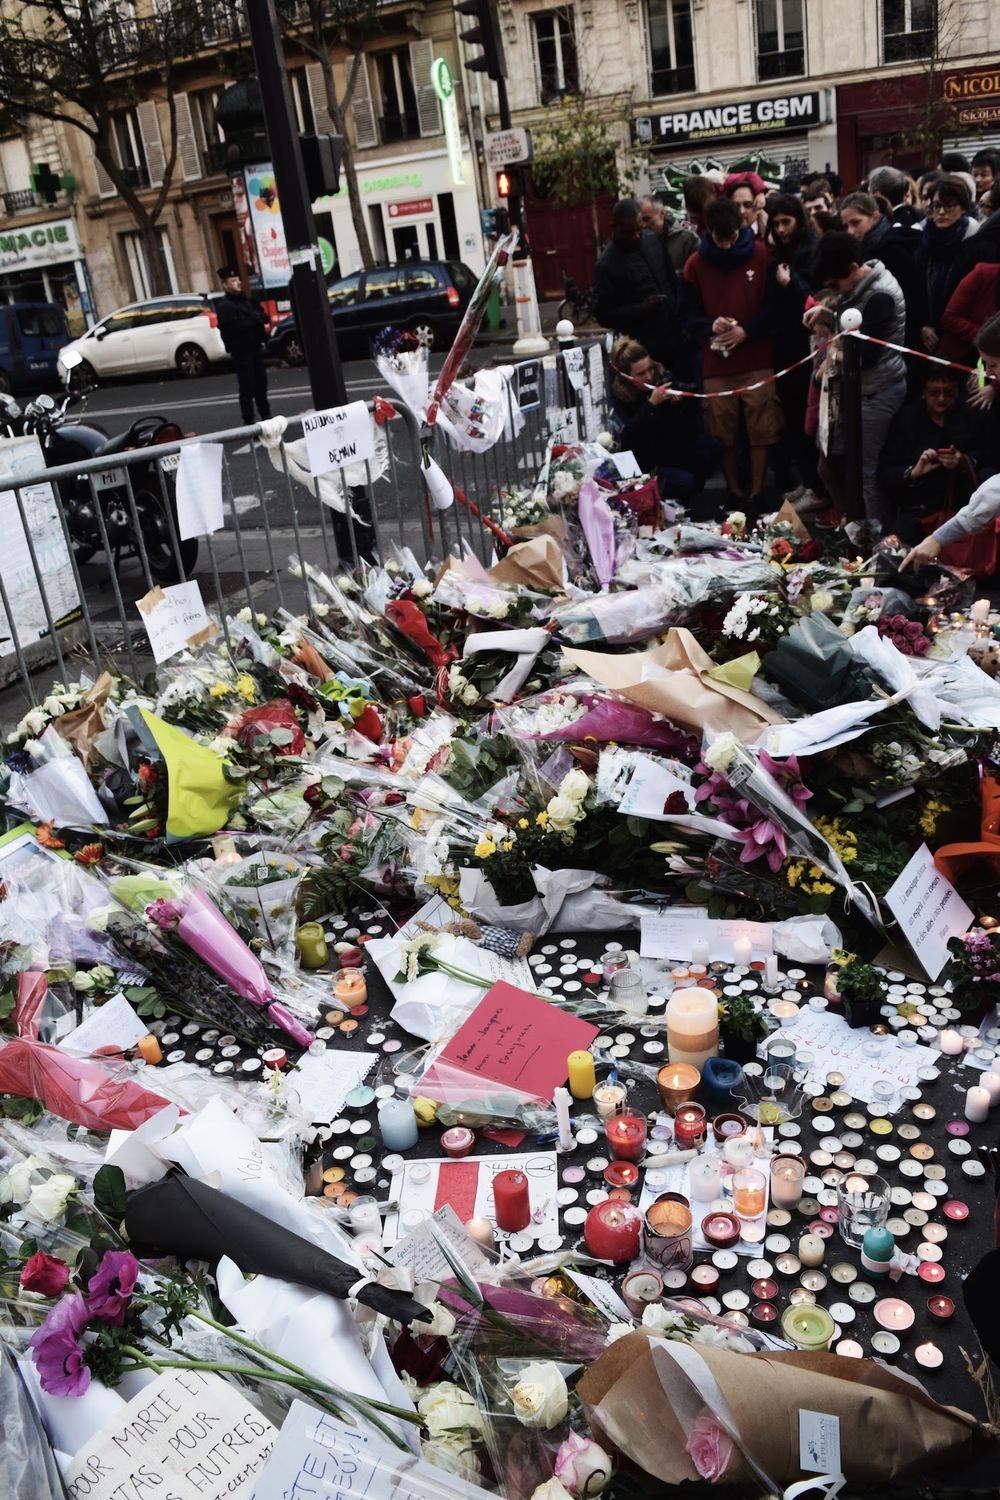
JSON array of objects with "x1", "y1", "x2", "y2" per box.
[{"x1": 687, "y1": 1414, "x2": 734, "y2": 1482}]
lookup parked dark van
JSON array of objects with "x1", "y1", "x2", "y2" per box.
[{"x1": 0, "y1": 302, "x2": 71, "y2": 394}]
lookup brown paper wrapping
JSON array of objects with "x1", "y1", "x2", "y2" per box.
[
  {"x1": 578, "y1": 1331, "x2": 992, "y2": 1488},
  {"x1": 432, "y1": 553, "x2": 492, "y2": 588},
  {"x1": 773, "y1": 497, "x2": 812, "y2": 544},
  {"x1": 510, "y1": 517, "x2": 568, "y2": 545},
  {"x1": 488, "y1": 535, "x2": 566, "y2": 593},
  {"x1": 52, "y1": 673, "x2": 114, "y2": 771},
  {"x1": 564, "y1": 629, "x2": 785, "y2": 740}
]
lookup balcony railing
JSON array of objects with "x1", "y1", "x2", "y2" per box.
[
  {"x1": 2, "y1": 189, "x2": 40, "y2": 214},
  {"x1": 121, "y1": 164, "x2": 151, "y2": 190},
  {"x1": 649, "y1": 62, "x2": 696, "y2": 98}
]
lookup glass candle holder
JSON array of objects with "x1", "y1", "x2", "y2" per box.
[
  {"x1": 592, "y1": 1081, "x2": 628, "y2": 1120},
  {"x1": 605, "y1": 1113, "x2": 647, "y2": 1162},
  {"x1": 673, "y1": 1102, "x2": 707, "y2": 1148},
  {"x1": 837, "y1": 1172, "x2": 890, "y2": 1249},
  {"x1": 688, "y1": 1153, "x2": 722, "y2": 1203},
  {"x1": 610, "y1": 966, "x2": 648, "y2": 1016},
  {"x1": 601, "y1": 948, "x2": 631, "y2": 984},
  {"x1": 643, "y1": 1194, "x2": 694, "y2": 1272},
  {"x1": 731, "y1": 1167, "x2": 767, "y2": 1219},
  {"x1": 769, "y1": 1154, "x2": 805, "y2": 1210},
  {"x1": 656, "y1": 1061, "x2": 701, "y2": 1114}
]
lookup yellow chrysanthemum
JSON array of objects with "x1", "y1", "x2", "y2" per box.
[
  {"x1": 209, "y1": 681, "x2": 229, "y2": 699},
  {"x1": 535, "y1": 811, "x2": 549, "y2": 827},
  {"x1": 235, "y1": 674, "x2": 257, "y2": 702},
  {"x1": 474, "y1": 838, "x2": 497, "y2": 859}
]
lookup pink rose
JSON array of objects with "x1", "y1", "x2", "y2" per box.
[
  {"x1": 904, "y1": 619, "x2": 923, "y2": 639},
  {"x1": 890, "y1": 614, "x2": 907, "y2": 631},
  {"x1": 687, "y1": 1415, "x2": 733, "y2": 1482},
  {"x1": 553, "y1": 1431, "x2": 612, "y2": 1495},
  {"x1": 914, "y1": 635, "x2": 931, "y2": 654}
]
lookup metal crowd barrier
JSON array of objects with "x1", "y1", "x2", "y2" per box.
[{"x1": 0, "y1": 338, "x2": 610, "y2": 724}]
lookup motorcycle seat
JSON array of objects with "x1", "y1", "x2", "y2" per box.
[{"x1": 95, "y1": 429, "x2": 137, "y2": 458}]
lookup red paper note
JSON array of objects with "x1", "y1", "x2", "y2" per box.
[{"x1": 424, "y1": 981, "x2": 599, "y2": 1103}]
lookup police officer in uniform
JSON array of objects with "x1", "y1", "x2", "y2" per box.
[{"x1": 215, "y1": 266, "x2": 271, "y2": 426}]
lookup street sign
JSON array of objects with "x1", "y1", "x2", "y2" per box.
[{"x1": 485, "y1": 128, "x2": 533, "y2": 168}]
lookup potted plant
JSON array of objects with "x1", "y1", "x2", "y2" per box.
[
  {"x1": 718, "y1": 992, "x2": 768, "y2": 1064},
  {"x1": 837, "y1": 955, "x2": 887, "y2": 1030}
]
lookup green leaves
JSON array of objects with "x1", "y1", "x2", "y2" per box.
[{"x1": 94, "y1": 1165, "x2": 127, "y2": 1227}]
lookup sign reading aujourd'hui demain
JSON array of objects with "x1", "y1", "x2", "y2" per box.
[{"x1": 634, "y1": 90, "x2": 823, "y2": 148}]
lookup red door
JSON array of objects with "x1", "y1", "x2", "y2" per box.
[{"x1": 523, "y1": 189, "x2": 615, "y2": 298}]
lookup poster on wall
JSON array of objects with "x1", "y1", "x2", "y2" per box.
[
  {"x1": 244, "y1": 163, "x2": 291, "y2": 289},
  {"x1": 0, "y1": 435, "x2": 81, "y2": 659},
  {"x1": 230, "y1": 170, "x2": 260, "y2": 290}
]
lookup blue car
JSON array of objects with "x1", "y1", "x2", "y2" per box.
[{"x1": 0, "y1": 302, "x2": 71, "y2": 394}]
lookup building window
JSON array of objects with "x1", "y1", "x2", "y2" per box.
[
  {"x1": 190, "y1": 89, "x2": 225, "y2": 174},
  {"x1": 289, "y1": 70, "x2": 315, "y2": 136},
  {"x1": 372, "y1": 48, "x2": 419, "y2": 143},
  {"x1": 882, "y1": 0, "x2": 935, "y2": 63},
  {"x1": 647, "y1": 0, "x2": 696, "y2": 98},
  {"x1": 121, "y1": 227, "x2": 177, "y2": 300},
  {"x1": 755, "y1": 0, "x2": 805, "y2": 80},
  {"x1": 532, "y1": 9, "x2": 579, "y2": 104},
  {"x1": 111, "y1": 111, "x2": 149, "y2": 190}
]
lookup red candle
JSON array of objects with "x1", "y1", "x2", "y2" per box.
[
  {"x1": 751, "y1": 1278, "x2": 778, "y2": 1301},
  {"x1": 605, "y1": 1113, "x2": 647, "y2": 1162},
  {"x1": 603, "y1": 1161, "x2": 640, "y2": 1190},
  {"x1": 751, "y1": 1302, "x2": 778, "y2": 1326},
  {"x1": 493, "y1": 1169, "x2": 531, "y2": 1232},
  {"x1": 689, "y1": 1263, "x2": 719, "y2": 1293},
  {"x1": 917, "y1": 1262, "x2": 946, "y2": 1285},
  {"x1": 440, "y1": 1126, "x2": 475, "y2": 1158},
  {"x1": 701, "y1": 1211, "x2": 741, "y2": 1249},
  {"x1": 942, "y1": 1200, "x2": 969, "y2": 1222},
  {"x1": 583, "y1": 1200, "x2": 642, "y2": 1263},
  {"x1": 711, "y1": 1113, "x2": 748, "y2": 1143},
  {"x1": 927, "y1": 1294, "x2": 955, "y2": 1321},
  {"x1": 674, "y1": 1103, "x2": 707, "y2": 1148}
]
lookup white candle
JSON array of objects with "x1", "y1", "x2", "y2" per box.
[
  {"x1": 965, "y1": 1086, "x2": 990, "y2": 1123},
  {"x1": 764, "y1": 954, "x2": 780, "y2": 990},
  {"x1": 938, "y1": 1030, "x2": 964, "y2": 1056},
  {"x1": 971, "y1": 598, "x2": 990, "y2": 624},
  {"x1": 688, "y1": 1154, "x2": 722, "y2": 1202},
  {"x1": 554, "y1": 1086, "x2": 574, "y2": 1151},
  {"x1": 464, "y1": 1215, "x2": 496, "y2": 1250},
  {"x1": 593, "y1": 1083, "x2": 627, "y2": 1120},
  {"x1": 723, "y1": 1135, "x2": 755, "y2": 1168},
  {"x1": 691, "y1": 939, "x2": 710, "y2": 966},
  {"x1": 798, "y1": 1234, "x2": 826, "y2": 1267},
  {"x1": 665, "y1": 986, "x2": 719, "y2": 1070},
  {"x1": 981, "y1": 1072, "x2": 1000, "y2": 1107},
  {"x1": 732, "y1": 936, "x2": 753, "y2": 966}
]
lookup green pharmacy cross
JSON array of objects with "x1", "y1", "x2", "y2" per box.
[{"x1": 30, "y1": 163, "x2": 75, "y2": 204}]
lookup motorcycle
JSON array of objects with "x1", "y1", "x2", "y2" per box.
[{"x1": 0, "y1": 348, "x2": 197, "y2": 583}]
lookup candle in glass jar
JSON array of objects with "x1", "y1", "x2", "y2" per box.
[
  {"x1": 966, "y1": 1086, "x2": 990, "y2": 1123},
  {"x1": 593, "y1": 1082, "x2": 628, "y2": 1120},
  {"x1": 656, "y1": 1061, "x2": 701, "y2": 1114},
  {"x1": 666, "y1": 987, "x2": 719, "y2": 1069},
  {"x1": 606, "y1": 1113, "x2": 647, "y2": 1162},
  {"x1": 769, "y1": 1155, "x2": 805, "y2": 1209},
  {"x1": 334, "y1": 968, "x2": 367, "y2": 1008},
  {"x1": 732, "y1": 1167, "x2": 766, "y2": 1218},
  {"x1": 583, "y1": 1200, "x2": 642, "y2": 1263},
  {"x1": 567, "y1": 1049, "x2": 596, "y2": 1099},
  {"x1": 673, "y1": 1102, "x2": 707, "y2": 1148},
  {"x1": 688, "y1": 1154, "x2": 722, "y2": 1202},
  {"x1": 781, "y1": 1304, "x2": 835, "y2": 1351},
  {"x1": 493, "y1": 1170, "x2": 531, "y2": 1232}
]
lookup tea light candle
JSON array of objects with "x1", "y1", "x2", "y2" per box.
[
  {"x1": 689, "y1": 1154, "x2": 722, "y2": 1202},
  {"x1": 666, "y1": 987, "x2": 719, "y2": 1070},
  {"x1": 781, "y1": 1304, "x2": 835, "y2": 1351},
  {"x1": 927, "y1": 1294, "x2": 955, "y2": 1322},
  {"x1": 621, "y1": 1268, "x2": 664, "y2": 1317},
  {"x1": 584, "y1": 1200, "x2": 641, "y2": 1262},
  {"x1": 604, "y1": 1161, "x2": 639, "y2": 1191},
  {"x1": 593, "y1": 1082, "x2": 628, "y2": 1120},
  {"x1": 938, "y1": 1030, "x2": 964, "y2": 1056},
  {"x1": 567, "y1": 1049, "x2": 596, "y2": 1099},
  {"x1": 606, "y1": 1113, "x2": 647, "y2": 1162},
  {"x1": 673, "y1": 1102, "x2": 707, "y2": 1149},
  {"x1": 440, "y1": 1126, "x2": 475, "y2": 1158},
  {"x1": 296, "y1": 922, "x2": 329, "y2": 969},
  {"x1": 798, "y1": 1234, "x2": 826, "y2": 1267},
  {"x1": 768, "y1": 1000, "x2": 799, "y2": 1024},
  {"x1": 334, "y1": 968, "x2": 367, "y2": 1008},
  {"x1": 464, "y1": 1215, "x2": 496, "y2": 1251},
  {"x1": 494, "y1": 1170, "x2": 531, "y2": 1232},
  {"x1": 377, "y1": 1098, "x2": 418, "y2": 1152},
  {"x1": 873, "y1": 1298, "x2": 915, "y2": 1334},
  {"x1": 732, "y1": 936, "x2": 754, "y2": 966},
  {"x1": 965, "y1": 1086, "x2": 990, "y2": 1123},
  {"x1": 770, "y1": 1155, "x2": 805, "y2": 1209},
  {"x1": 712, "y1": 1112, "x2": 748, "y2": 1142},
  {"x1": 702, "y1": 1211, "x2": 741, "y2": 1249},
  {"x1": 915, "y1": 1340, "x2": 943, "y2": 1370},
  {"x1": 656, "y1": 1061, "x2": 701, "y2": 1114},
  {"x1": 689, "y1": 1263, "x2": 720, "y2": 1294}
]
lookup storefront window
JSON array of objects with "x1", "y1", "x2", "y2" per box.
[
  {"x1": 882, "y1": 0, "x2": 935, "y2": 63},
  {"x1": 755, "y1": 0, "x2": 805, "y2": 81},
  {"x1": 532, "y1": 10, "x2": 579, "y2": 105},
  {"x1": 647, "y1": 0, "x2": 696, "y2": 99}
]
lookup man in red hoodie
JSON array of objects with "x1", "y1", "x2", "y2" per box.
[{"x1": 683, "y1": 196, "x2": 782, "y2": 507}]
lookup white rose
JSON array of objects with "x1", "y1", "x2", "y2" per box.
[
  {"x1": 411, "y1": 1301, "x2": 457, "y2": 1338},
  {"x1": 42, "y1": 696, "x2": 65, "y2": 717},
  {"x1": 422, "y1": 1434, "x2": 482, "y2": 1486},
  {"x1": 839, "y1": 621, "x2": 856, "y2": 637},
  {"x1": 417, "y1": 1380, "x2": 483, "y2": 1439},
  {"x1": 0, "y1": 1154, "x2": 51, "y2": 1206},
  {"x1": 530, "y1": 1482, "x2": 575, "y2": 1500},
  {"x1": 554, "y1": 1432, "x2": 613, "y2": 1496},
  {"x1": 412, "y1": 579, "x2": 433, "y2": 598},
  {"x1": 559, "y1": 768, "x2": 590, "y2": 804},
  {"x1": 510, "y1": 1361, "x2": 569, "y2": 1429},
  {"x1": 25, "y1": 1172, "x2": 77, "y2": 1221},
  {"x1": 605, "y1": 1322, "x2": 633, "y2": 1345},
  {"x1": 703, "y1": 732, "x2": 741, "y2": 775},
  {"x1": 546, "y1": 794, "x2": 583, "y2": 832},
  {"x1": 727, "y1": 511, "x2": 746, "y2": 531},
  {"x1": 20, "y1": 709, "x2": 47, "y2": 737},
  {"x1": 448, "y1": 665, "x2": 466, "y2": 693},
  {"x1": 461, "y1": 682, "x2": 480, "y2": 707},
  {"x1": 487, "y1": 596, "x2": 510, "y2": 619},
  {"x1": 642, "y1": 1304, "x2": 688, "y2": 1334}
]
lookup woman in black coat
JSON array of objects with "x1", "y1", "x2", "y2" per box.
[{"x1": 763, "y1": 192, "x2": 820, "y2": 498}]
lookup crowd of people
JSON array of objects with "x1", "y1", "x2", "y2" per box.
[{"x1": 594, "y1": 147, "x2": 1000, "y2": 570}]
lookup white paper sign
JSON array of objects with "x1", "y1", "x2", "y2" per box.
[
  {"x1": 885, "y1": 843, "x2": 974, "y2": 980},
  {"x1": 286, "y1": 1049, "x2": 377, "y2": 1122},
  {"x1": 799, "y1": 1410, "x2": 842, "y2": 1475},
  {"x1": 780, "y1": 1008, "x2": 938, "y2": 1108},
  {"x1": 547, "y1": 406, "x2": 579, "y2": 444},
  {"x1": 59, "y1": 993, "x2": 148, "y2": 1057},
  {"x1": 562, "y1": 346, "x2": 585, "y2": 391},
  {"x1": 581, "y1": 385, "x2": 599, "y2": 440},
  {"x1": 137, "y1": 581, "x2": 212, "y2": 663},
  {"x1": 65, "y1": 1369, "x2": 274, "y2": 1500},
  {"x1": 610, "y1": 450, "x2": 642, "y2": 478},
  {"x1": 175, "y1": 441, "x2": 224, "y2": 539},
  {"x1": 640, "y1": 912, "x2": 773, "y2": 962},
  {"x1": 388, "y1": 1204, "x2": 490, "y2": 1282},
  {"x1": 382, "y1": 1152, "x2": 558, "y2": 1247},
  {"x1": 619, "y1": 756, "x2": 696, "y2": 818},
  {"x1": 588, "y1": 343, "x2": 606, "y2": 405},
  {"x1": 303, "y1": 401, "x2": 375, "y2": 478}
]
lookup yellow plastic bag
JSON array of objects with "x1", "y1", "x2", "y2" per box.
[{"x1": 139, "y1": 710, "x2": 238, "y2": 839}]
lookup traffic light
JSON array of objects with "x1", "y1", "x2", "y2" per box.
[
  {"x1": 455, "y1": 0, "x2": 506, "y2": 81},
  {"x1": 299, "y1": 133, "x2": 346, "y2": 199},
  {"x1": 495, "y1": 167, "x2": 512, "y2": 199}
]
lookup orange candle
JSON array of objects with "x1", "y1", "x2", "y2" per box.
[
  {"x1": 732, "y1": 1167, "x2": 766, "y2": 1218},
  {"x1": 136, "y1": 1034, "x2": 163, "y2": 1065},
  {"x1": 334, "y1": 969, "x2": 367, "y2": 1008}
]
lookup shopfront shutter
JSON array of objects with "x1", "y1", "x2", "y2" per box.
[
  {"x1": 346, "y1": 53, "x2": 378, "y2": 149},
  {"x1": 137, "y1": 100, "x2": 165, "y2": 187},
  {"x1": 410, "y1": 39, "x2": 441, "y2": 138},
  {"x1": 305, "y1": 63, "x2": 335, "y2": 134},
  {"x1": 173, "y1": 94, "x2": 202, "y2": 182}
]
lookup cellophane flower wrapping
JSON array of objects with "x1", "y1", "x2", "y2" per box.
[
  {"x1": 426, "y1": 232, "x2": 518, "y2": 431},
  {"x1": 0, "y1": 1038, "x2": 173, "y2": 1133}
]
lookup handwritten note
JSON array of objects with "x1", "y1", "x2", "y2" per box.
[
  {"x1": 619, "y1": 755, "x2": 696, "y2": 818},
  {"x1": 885, "y1": 843, "x2": 973, "y2": 980},
  {"x1": 175, "y1": 442, "x2": 224, "y2": 539},
  {"x1": 562, "y1": 346, "x2": 585, "y2": 392},
  {"x1": 423, "y1": 980, "x2": 598, "y2": 1103},
  {"x1": 610, "y1": 450, "x2": 642, "y2": 479},
  {"x1": 286, "y1": 1049, "x2": 377, "y2": 1123},
  {"x1": 640, "y1": 912, "x2": 773, "y2": 962},
  {"x1": 60, "y1": 993, "x2": 147, "y2": 1057},
  {"x1": 137, "y1": 581, "x2": 213, "y2": 663},
  {"x1": 303, "y1": 401, "x2": 375, "y2": 477},
  {"x1": 65, "y1": 1369, "x2": 274, "y2": 1500},
  {"x1": 382, "y1": 1152, "x2": 558, "y2": 1248},
  {"x1": 387, "y1": 1204, "x2": 490, "y2": 1282},
  {"x1": 780, "y1": 1007, "x2": 938, "y2": 1108}
]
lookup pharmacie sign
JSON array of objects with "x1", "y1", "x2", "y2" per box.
[
  {"x1": 635, "y1": 90, "x2": 822, "y2": 147},
  {"x1": 0, "y1": 217, "x2": 81, "y2": 271}
]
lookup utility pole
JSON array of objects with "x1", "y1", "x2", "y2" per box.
[{"x1": 244, "y1": 0, "x2": 346, "y2": 412}]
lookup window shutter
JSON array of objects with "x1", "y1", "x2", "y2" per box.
[
  {"x1": 305, "y1": 63, "x2": 335, "y2": 134},
  {"x1": 346, "y1": 53, "x2": 378, "y2": 149},
  {"x1": 173, "y1": 94, "x2": 202, "y2": 182},
  {"x1": 137, "y1": 100, "x2": 165, "y2": 187},
  {"x1": 410, "y1": 39, "x2": 441, "y2": 138},
  {"x1": 94, "y1": 151, "x2": 117, "y2": 199}
]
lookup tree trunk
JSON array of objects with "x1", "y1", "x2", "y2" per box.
[{"x1": 326, "y1": 65, "x2": 374, "y2": 270}]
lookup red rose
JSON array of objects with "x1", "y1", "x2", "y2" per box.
[{"x1": 20, "y1": 1251, "x2": 70, "y2": 1297}]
